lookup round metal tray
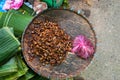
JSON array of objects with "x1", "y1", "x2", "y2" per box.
[{"x1": 22, "y1": 9, "x2": 96, "y2": 79}]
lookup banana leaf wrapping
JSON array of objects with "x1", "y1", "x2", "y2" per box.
[
  {"x1": 0, "y1": 57, "x2": 17, "y2": 77},
  {"x1": 19, "y1": 4, "x2": 34, "y2": 16},
  {"x1": 18, "y1": 69, "x2": 35, "y2": 80},
  {"x1": 0, "y1": 10, "x2": 33, "y2": 36},
  {"x1": 0, "y1": 55, "x2": 28, "y2": 80},
  {"x1": 30, "y1": 75, "x2": 49, "y2": 80},
  {"x1": 0, "y1": 27, "x2": 20, "y2": 65},
  {"x1": 0, "y1": 3, "x2": 36, "y2": 80},
  {"x1": 0, "y1": 12, "x2": 2, "y2": 19}
]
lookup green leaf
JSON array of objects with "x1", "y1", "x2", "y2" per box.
[
  {"x1": 18, "y1": 69, "x2": 35, "y2": 80},
  {"x1": 18, "y1": 3, "x2": 35, "y2": 16},
  {"x1": 0, "y1": 12, "x2": 3, "y2": 20},
  {"x1": 1, "y1": 55, "x2": 29, "y2": 80},
  {"x1": 0, "y1": 10, "x2": 33, "y2": 36},
  {"x1": 0, "y1": 57, "x2": 17, "y2": 77},
  {"x1": 30, "y1": 75, "x2": 49, "y2": 80},
  {"x1": 0, "y1": 27, "x2": 20, "y2": 65}
]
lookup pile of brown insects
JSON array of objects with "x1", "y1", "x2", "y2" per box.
[{"x1": 26, "y1": 20, "x2": 72, "y2": 66}]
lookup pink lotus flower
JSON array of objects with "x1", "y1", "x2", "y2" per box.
[
  {"x1": 72, "y1": 35, "x2": 95, "y2": 59},
  {"x1": 3, "y1": 0, "x2": 23, "y2": 10}
]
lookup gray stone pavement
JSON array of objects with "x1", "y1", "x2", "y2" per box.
[{"x1": 79, "y1": 0, "x2": 120, "y2": 80}]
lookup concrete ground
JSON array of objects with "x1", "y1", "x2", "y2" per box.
[{"x1": 75, "y1": 0, "x2": 120, "y2": 80}]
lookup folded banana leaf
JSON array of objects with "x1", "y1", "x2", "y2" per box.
[
  {"x1": 0, "y1": 12, "x2": 3, "y2": 19},
  {"x1": 18, "y1": 69, "x2": 35, "y2": 80},
  {"x1": 0, "y1": 27, "x2": 20, "y2": 65},
  {"x1": 18, "y1": 3, "x2": 35, "y2": 16},
  {"x1": 0, "y1": 10, "x2": 33, "y2": 37},
  {"x1": 30, "y1": 75, "x2": 49, "y2": 80},
  {"x1": 1, "y1": 55, "x2": 28, "y2": 80},
  {"x1": 0, "y1": 57, "x2": 17, "y2": 77}
]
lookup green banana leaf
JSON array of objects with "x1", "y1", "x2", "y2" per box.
[
  {"x1": 30, "y1": 75, "x2": 49, "y2": 80},
  {"x1": 18, "y1": 3, "x2": 35, "y2": 16},
  {"x1": 0, "y1": 12, "x2": 3, "y2": 19},
  {"x1": 0, "y1": 27, "x2": 20, "y2": 65},
  {"x1": 18, "y1": 69, "x2": 35, "y2": 80},
  {"x1": 1, "y1": 55, "x2": 29, "y2": 80},
  {"x1": 0, "y1": 57, "x2": 17, "y2": 77},
  {"x1": 0, "y1": 10, "x2": 33, "y2": 37}
]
